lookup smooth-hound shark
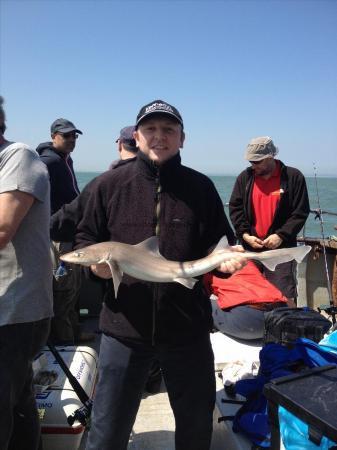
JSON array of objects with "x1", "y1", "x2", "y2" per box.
[{"x1": 60, "y1": 236, "x2": 311, "y2": 297}]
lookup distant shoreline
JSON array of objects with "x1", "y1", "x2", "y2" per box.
[{"x1": 75, "y1": 171, "x2": 337, "y2": 179}]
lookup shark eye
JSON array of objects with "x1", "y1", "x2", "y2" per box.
[{"x1": 75, "y1": 251, "x2": 83, "y2": 257}]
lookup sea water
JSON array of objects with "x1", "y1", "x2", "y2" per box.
[{"x1": 76, "y1": 172, "x2": 337, "y2": 239}]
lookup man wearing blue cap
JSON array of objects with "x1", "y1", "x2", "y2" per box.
[{"x1": 109, "y1": 125, "x2": 138, "y2": 169}]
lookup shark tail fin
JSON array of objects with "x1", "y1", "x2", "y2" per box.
[
  {"x1": 257, "y1": 245, "x2": 312, "y2": 272},
  {"x1": 293, "y1": 245, "x2": 312, "y2": 262}
]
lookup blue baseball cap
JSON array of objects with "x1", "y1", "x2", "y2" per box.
[{"x1": 116, "y1": 126, "x2": 136, "y2": 144}]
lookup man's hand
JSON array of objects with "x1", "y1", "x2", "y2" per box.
[
  {"x1": 242, "y1": 233, "x2": 264, "y2": 249},
  {"x1": 91, "y1": 263, "x2": 112, "y2": 279},
  {"x1": 217, "y1": 245, "x2": 247, "y2": 274},
  {"x1": 262, "y1": 234, "x2": 283, "y2": 249}
]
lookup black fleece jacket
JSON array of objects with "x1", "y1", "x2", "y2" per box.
[
  {"x1": 37, "y1": 142, "x2": 80, "y2": 214},
  {"x1": 229, "y1": 160, "x2": 310, "y2": 250},
  {"x1": 50, "y1": 157, "x2": 136, "y2": 242},
  {"x1": 75, "y1": 151, "x2": 235, "y2": 345}
]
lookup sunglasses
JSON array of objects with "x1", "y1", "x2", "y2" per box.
[
  {"x1": 60, "y1": 132, "x2": 79, "y2": 139},
  {"x1": 249, "y1": 160, "x2": 264, "y2": 165}
]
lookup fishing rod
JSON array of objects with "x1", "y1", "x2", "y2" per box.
[
  {"x1": 312, "y1": 164, "x2": 336, "y2": 328},
  {"x1": 311, "y1": 209, "x2": 337, "y2": 218},
  {"x1": 47, "y1": 341, "x2": 93, "y2": 426}
]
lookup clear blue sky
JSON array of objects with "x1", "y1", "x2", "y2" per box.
[{"x1": 1, "y1": 0, "x2": 336, "y2": 176}]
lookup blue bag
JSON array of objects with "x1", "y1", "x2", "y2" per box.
[{"x1": 224, "y1": 332, "x2": 337, "y2": 448}]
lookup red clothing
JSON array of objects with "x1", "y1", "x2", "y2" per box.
[
  {"x1": 252, "y1": 160, "x2": 282, "y2": 239},
  {"x1": 204, "y1": 261, "x2": 287, "y2": 310}
]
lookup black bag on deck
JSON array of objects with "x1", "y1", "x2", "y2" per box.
[{"x1": 264, "y1": 307, "x2": 331, "y2": 345}]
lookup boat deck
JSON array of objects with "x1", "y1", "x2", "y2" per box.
[{"x1": 76, "y1": 324, "x2": 261, "y2": 450}]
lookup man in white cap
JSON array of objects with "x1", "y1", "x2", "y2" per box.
[{"x1": 229, "y1": 136, "x2": 310, "y2": 301}]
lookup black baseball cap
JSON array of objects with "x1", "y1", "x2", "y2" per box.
[
  {"x1": 136, "y1": 100, "x2": 183, "y2": 128},
  {"x1": 51, "y1": 118, "x2": 83, "y2": 135}
]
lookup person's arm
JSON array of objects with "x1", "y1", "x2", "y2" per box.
[
  {"x1": 50, "y1": 198, "x2": 79, "y2": 242},
  {"x1": 229, "y1": 173, "x2": 252, "y2": 241},
  {"x1": 274, "y1": 171, "x2": 310, "y2": 243},
  {"x1": 50, "y1": 178, "x2": 99, "y2": 243},
  {"x1": 0, "y1": 191, "x2": 34, "y2": 249},
  {"x1": 75, "y1": 177, "x2": 111, "y2": 279}
]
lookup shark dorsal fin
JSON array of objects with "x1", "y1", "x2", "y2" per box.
[
  {"x1": 211, "y1": 236, "x2": 229, "y2": 254},
  {"x1": 134, "y1": 236, "x2": 162, "y2": 257}
]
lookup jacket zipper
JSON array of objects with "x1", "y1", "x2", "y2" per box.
[
  {"x1": 65, "y1": 155, "x2": 80, "y2": 196},
  {"x1": 152, "y1": 172, "x2": 162, "y2": 345}
]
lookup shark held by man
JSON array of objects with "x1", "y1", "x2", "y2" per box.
[{"x1": 60, "y1": 236, "x2": 311, "y2": 297}]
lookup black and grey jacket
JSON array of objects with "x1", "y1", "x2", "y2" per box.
[
  {"x1": 229, "y1": 160, "x2": 310, "y2": 250},
  {"x1": 37, "y1": 142, "x2": 79, "y2": 214},
  {"x1": 75, "y1": 151, "x2": 235, "y2": 345}
]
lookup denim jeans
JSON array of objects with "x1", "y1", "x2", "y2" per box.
[
  {"x1": 0, "y1": 318, "x2": 50, "y2": 450},
  {"x1": 86, "y1": 333, "x2": 215, "y2": 450},
  {"x1": 214, "y1": 305, "x2": 265, "y2": 340}
]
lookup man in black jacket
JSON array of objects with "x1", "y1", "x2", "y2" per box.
[
  {"x1": 78, "y1": 100, "x2": 246, "y2": 450},
  {"x1": 37, "y1": 119, "x2": 89, "y2": 344},
  {"x1": 37, "y1": 118, "x2": 82, "y2": 215},
  {"x1": 229, "y1": 136, "x2": 310, "y2": 300}
]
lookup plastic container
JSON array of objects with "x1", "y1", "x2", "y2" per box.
[
  {"x1": 34, "y1": 346, "x2": 98, "y2": 450},
  {"x1": 264, "y1": 365, "x2": 337, "y2": 449}
]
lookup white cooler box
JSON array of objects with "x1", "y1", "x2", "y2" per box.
[{"x1": 34, "y1": 345, "x2": 98, "y2": 450}]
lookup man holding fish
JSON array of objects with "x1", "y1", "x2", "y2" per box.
[{"x1": 71, "y1": 100, "x2": 246, "y2": 450}]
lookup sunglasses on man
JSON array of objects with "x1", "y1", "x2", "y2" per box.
[{"x1": 59, "y1": 132, "x2": 79, "y2": 139}]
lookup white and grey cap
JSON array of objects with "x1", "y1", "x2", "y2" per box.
[{"x1": 244, "y1": 136, "x2": 278, "y2": 161}]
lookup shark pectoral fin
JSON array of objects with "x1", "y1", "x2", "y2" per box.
[
  {"x1": 134, "y1": 236, "x2": 162, "y2": 257},
  {"x1": 211, "y1": 236, "x2": 229, "y2": 254},
  {"x1": 105, "y1": 260, "x2": 123, "y2": 298},
  {"x1": 173, "y1": 277, "x2": 199, "y2": 289}
]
